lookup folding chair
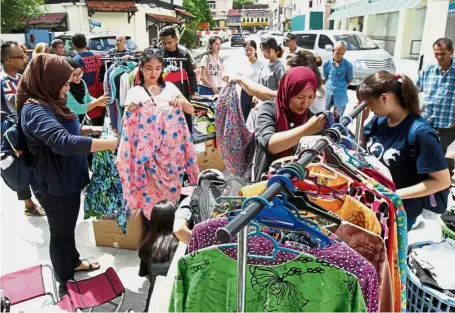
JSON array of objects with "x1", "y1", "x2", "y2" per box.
[
  {"x1": 0, "y1": 264, "x2": 58, "y2": 308},
  {"x1": 64, "y1": 267, "x2": 125, "y2": 312}
]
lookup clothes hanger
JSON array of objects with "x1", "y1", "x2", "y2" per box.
[
  {"x1": 242, "y1": 196, "x2": 333, "y2": 247},
  {"x1": 217, "y1": 220, "x2": 301, "y2": 260}
]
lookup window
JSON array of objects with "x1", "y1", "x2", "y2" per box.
[
  {"x1": 208, "y1": 1, "x2": 215, "y2": 9},
  {"x1": 296, "y1": 34, "x2": 317, "y2": 49},
  {"x1": 318, "y1": 35, "x2": 333, "y2": 49}
]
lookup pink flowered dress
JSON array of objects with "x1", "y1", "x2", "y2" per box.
[{"x1": 116, "y1": 101, "x2": 199, "y2": 219}]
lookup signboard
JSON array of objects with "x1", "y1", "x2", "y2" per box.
[
  {"x1": 449, "y1": 3, "x2": 455, "y2": 16},
  {"x1": 90, "y1": 20, "x2": 102, "y2": 27},
  {"x1": 241, "y1": 22, "x2": 269, "y2": 27}
]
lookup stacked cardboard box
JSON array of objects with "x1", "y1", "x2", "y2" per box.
[{"x1": 195, "y1": 138, "x2": 225, "y2": 171}]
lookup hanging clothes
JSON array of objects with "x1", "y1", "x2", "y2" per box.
[
  {"x1": 188, "y1": 216, "x2": 379, "y2": 312},
  {"x1": 170, "y1": 248, "x2": 367, "y2": 312},
  {"x1": 84, "y1": 150, "x2": 129, "y2": 233},
  {"x1": 116, "y1": 102, "x2": 199, "y2": 220},
  {"x1": 328, "y1": 221, "x2": 394, "y2": 313},
  {"x1": 215, "y1": 84, "x2": 255, "y2": 178}
]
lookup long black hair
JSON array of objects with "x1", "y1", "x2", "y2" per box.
[
  {"x1": 243, "y1": 40, "x2": 258, "y2": 59},
  {"x1": 260, "y1": 37, "x2": 283, "y2": 58},
  {"x1": 138, "y1": 48, "x2": 166, "y2": 88},
  {"x1": 138, "y1": 200, "x2": 178, "y2": 263}
]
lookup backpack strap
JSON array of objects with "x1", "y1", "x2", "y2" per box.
[{"x1": 407, "y1": 117, "x2": 437, "y2": 158}]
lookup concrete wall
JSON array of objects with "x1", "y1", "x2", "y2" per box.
[
  {"x1": 46, "y1": 3, "x2": 90, "y2": 32},
  {"x1": 420, "y1": 0, "x2": 450, "y2": 66},
  {"x1": 1, "y1": 34, "x2": 26, "y2": 44}
]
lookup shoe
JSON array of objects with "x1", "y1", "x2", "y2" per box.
[{"x1": 24, "y1": 205, "x2": 46, "y2": 216}]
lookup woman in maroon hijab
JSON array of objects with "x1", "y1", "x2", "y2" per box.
[{"x1": 253, "y1": 66, "x2": 326, "y2": 181}]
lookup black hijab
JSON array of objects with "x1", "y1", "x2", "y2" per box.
[{"x1": 65, "y1": 57, "x2": 86, "y2": 104}]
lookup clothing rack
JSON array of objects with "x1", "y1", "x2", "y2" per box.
[
  {"x1": 215, "y1": 101, "x2": 368, "y2": 313},
  {"x1": 163, "y1": 57, "x2": 187, "y2": 85}
]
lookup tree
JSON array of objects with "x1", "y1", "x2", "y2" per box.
[
  {"x1": 233, "y1": 0, "x2": 254, "y2": 9},
  {"x1": 183, "y1": 0, "x2": 214, "y2": 28},
  {"x1": 1, "y1": 0, "x2": 45, "y2": 33}
]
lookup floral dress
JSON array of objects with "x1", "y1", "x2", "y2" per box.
[{"x1": 116, "y1": 102, "x2": 199, "y2": 219}]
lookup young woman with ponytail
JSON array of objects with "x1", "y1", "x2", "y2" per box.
[
  {"x1": 358, "y1": 71, "x2": 451, "y2": 228},
  {"x1": 258, "y1": 37, "x2": 285, "y2": 91},
  {"x1": 235, "y1": 40, "x2": 263, "y2": 121},
  {"x1": 198, "y1": 36, "x2": 224, "y2": 96}
]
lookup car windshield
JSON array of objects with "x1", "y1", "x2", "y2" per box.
[
  {"x1": 233, "y1": 34, "x2": 242, "y2": 38},
  {"x1": 333, "y1": 34, "x2": 378, "y2": 50},
  {"x1": 89, "y1": 37, "x2": 137, "y2": 51}
]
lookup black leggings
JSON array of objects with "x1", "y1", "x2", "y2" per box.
[
  {"x1": 240, "y1": 89, "x2": 254, "y2": 122},
  {"x1": 43, "y1": 192, "x2": 82, "y2": 285},
  {"x1": 17, "y1": 185, "x2": 48, "y2": 208}
]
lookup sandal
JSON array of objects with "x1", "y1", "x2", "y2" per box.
[
  {"x1": 24, "y1": 205, "x2": 46, "y2": 216},
  {"x1": 74, "y1": 259, "x2": 101, "y2": 272}
]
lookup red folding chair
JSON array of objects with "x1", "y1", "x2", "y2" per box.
[
  {"x1": 62, "y1": 267, "x2": 126, "y2": 312},
  {"x1": 0, "y1": 264, "x2": 58, "y2": 308}
]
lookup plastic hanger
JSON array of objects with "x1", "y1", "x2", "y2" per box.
[
  {"x1": 242, "y1": 196, "x2": 333, "y2": 247},
  {"x1": 217, "y1": 221, "x2": 301, "y2": 260}
]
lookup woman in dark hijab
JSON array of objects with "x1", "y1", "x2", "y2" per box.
[
  {"x1": 16, "y1": 54, "x2": 119, "y2": 296},
  {"x1": 253, "y1": 66, "x2": 327, "y2": 181}
]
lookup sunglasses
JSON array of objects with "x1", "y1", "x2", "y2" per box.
[{"x1": 143, "y1": 48, "x2": 164, "y2": 58}]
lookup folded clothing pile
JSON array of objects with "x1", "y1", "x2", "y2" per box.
[{"x1": 411, "y1": 239, "x2": 455, "y2": 297}]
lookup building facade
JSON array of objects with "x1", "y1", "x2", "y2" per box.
[
  {"x1": 27, "y1": 0, "x2": 193, "y2": 48},
  {"x1": 241, "y1": 5, "x2": 269, "y2": 31},
  {"x1": 227, "y1": 9, "x2": 242, "y2": 31},
  {"x1": 208, "y1": 0, "x2": 233, "y2": 28}
]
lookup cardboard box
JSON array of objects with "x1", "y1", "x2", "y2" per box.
[
  {"x1": 196, "y1": 139, "x2": 225, "y2": 171},
  {"x1": 92, "y1": 210, "x2": 145, "y2": 250}
]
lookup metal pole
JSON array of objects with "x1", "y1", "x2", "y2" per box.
[
  {"x1": 237, "y1": 227, "x2": 248, "y2": 313},
  {"x1": 355, "y1": 110, "x2": 364, "y2": 145}
]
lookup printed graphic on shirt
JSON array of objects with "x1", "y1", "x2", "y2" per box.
[
  {"x1": 367, "y1": 138, "x2": 401, "y2": 166},
  {"x1": 207, "y1": 62, "x2": 221, "y2": 78},
  {"x1": 1, "y1": 74, "x2": 20, "y2": 113}
]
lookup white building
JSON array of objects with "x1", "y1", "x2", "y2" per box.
[
  {"x1": 27, "y1": 0, "x2": 193, "y2": 49},
  {"x1": 207, "y1": 0, "x2": 234, "y2": 28},
  {"x1": 328, "y1": 0, "x2": 455, "y2": 64}
]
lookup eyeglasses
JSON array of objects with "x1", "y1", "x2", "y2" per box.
[
  {"x1": 9, "y1": 54, "x2": 25, "y2": 59},
  {"x1": 73, "y1": 71, "x2": 84, "y2": 78},
  {"x1": 143, "y1": 48, "x2": 164, "y2": 58}
]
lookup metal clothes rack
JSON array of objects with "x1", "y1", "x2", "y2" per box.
[
  {"x1": 216, "y1": 101, "x2": 368, "y2": 313},
  {"x1": 163, "y1": 57, "x2": 187, "y2": 85}
]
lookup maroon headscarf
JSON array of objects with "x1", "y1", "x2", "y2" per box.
[{"x1": 275, "y1": 66, "x2": 318, "y2": 133}]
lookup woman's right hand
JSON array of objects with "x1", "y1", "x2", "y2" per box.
[
  {"x1": 305, "y1": 114, "x2": 326, "y2": 135},
  {"x1": 126, "y1": 102, "x2": 140, "y2": 112},
  {"x1": 106, "y1": 137, "x2": 119, "y2": 153},
  {"x1": 96, "y1": 93, "x2": 109, "y2": 107}
]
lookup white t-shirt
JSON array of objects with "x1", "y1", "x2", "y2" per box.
[
  {"x1": 199, "y1": 54, "x2": 224, "y2": 88},
  {"x1": 124, "y1": 81, "x2": 182, "y2": 108},
  {"x1": 237, "y1": 58, "x2": 263, "y2": 83}
]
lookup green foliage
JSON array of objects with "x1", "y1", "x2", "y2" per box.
[
  {"x1": 233, "y1": 0, "x2": 254, "y2": 9},
  {"x1": 183, "y1": 0, "x2": 214, "y2": 28},
  {"x1": 1, "y1": 0, "x2": 45, "y2": 33},
  {"x1": 180, "y1": 21, "x2": 200, "y2": 49}
]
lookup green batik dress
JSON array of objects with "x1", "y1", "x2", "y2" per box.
[{"x1": 169, "y1": 247, "x2": 367, "y2": 312}]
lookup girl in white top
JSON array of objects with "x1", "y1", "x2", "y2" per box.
[
  {"x1": 198, "y1": 36, "x2": 224, "y2": 96},
  {"x1": 237, "y1": 40, "x2": 263, "y2": 121},
  {"x1": 126, "y1": 50, "x2": 194, "y2": 117}
]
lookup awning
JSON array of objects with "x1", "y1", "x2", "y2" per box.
[
  {"x1": 175, "y1": 8, "x2": 194, "y2": 18},
  {"x1": 86, "y1": 1, "x2": 138, "y2": 13},
  {"x1": 28, "y1": 13, "x2": 67, "y2": 25},
  {"x1": 146, "y1": 13, "x2": 183, "y2": 24},
  {"x1": 328, "y1": 0, "x2": 422, "y2": 20}
]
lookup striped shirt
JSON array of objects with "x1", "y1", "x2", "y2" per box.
[{"x1": 416, "y1": 59, "x2": 455, "y2": 129}]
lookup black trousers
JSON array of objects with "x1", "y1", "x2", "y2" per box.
[
  {"x1": 436, "y1": 128, "x2": 455, "y2": 174},
  {"x1": 240, "y1": 89, "x2": 253, "y2": 122},
  {"x1": 17, "y1": 185, "x2": 48, "y2": 209},
  {"x1": 42, "y1": 192, "x2": 81, "y2": 285}
]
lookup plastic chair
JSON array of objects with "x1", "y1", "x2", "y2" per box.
[
  {"x1": 63, "y1": 267, "x2": 126, "y2": 312},
  {"x1": 0, "y1": 264, "x2": 58, "y2": 307}
]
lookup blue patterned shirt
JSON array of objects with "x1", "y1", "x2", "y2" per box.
[
  {"x1": 416, "y1": 58, "x2": 455, "y2": 129},
  {"x1": 323, "y1": 58, "x2": 354, "y2": 107}
]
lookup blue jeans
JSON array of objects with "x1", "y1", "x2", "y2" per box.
[
  {"x1": 326, "y1": 95, "x2": 347, "y2": 117},
  {"x1": 198, "y1": 85, "x2": 214, "y2": 96}
]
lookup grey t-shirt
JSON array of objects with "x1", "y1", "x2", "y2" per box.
[
  {"x1": 259, "y1": 60, "x2": 286, "y2": 91},
  {"x1": 175, "y1": 194, "x2": 193, "y2": 221}
]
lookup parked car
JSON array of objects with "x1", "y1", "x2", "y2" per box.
[
  {"x1": 242, "y1": 31, "x2": 250, "y2": 38},
  {"x1": 54, "y1": 31, "x2": 139, "y2": 57},
  {"x1": 256, "y1": 30, "x2": 268, "y2": 37},
  {"x1": 199, "y1": 34, "x2": 210, "y2": 47},
  {"x1": 218, "y1": 31, "x2": 229, "y2": 43},
  {"x1": 260, "y1": 31, "x2": 284, "y2": 45},
  {"x1": 231, "y1": 34, "x2": 246, "y2": 47},
  {"x1": 291, "y1": 30, "x2": 396, "y2": 85}
]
